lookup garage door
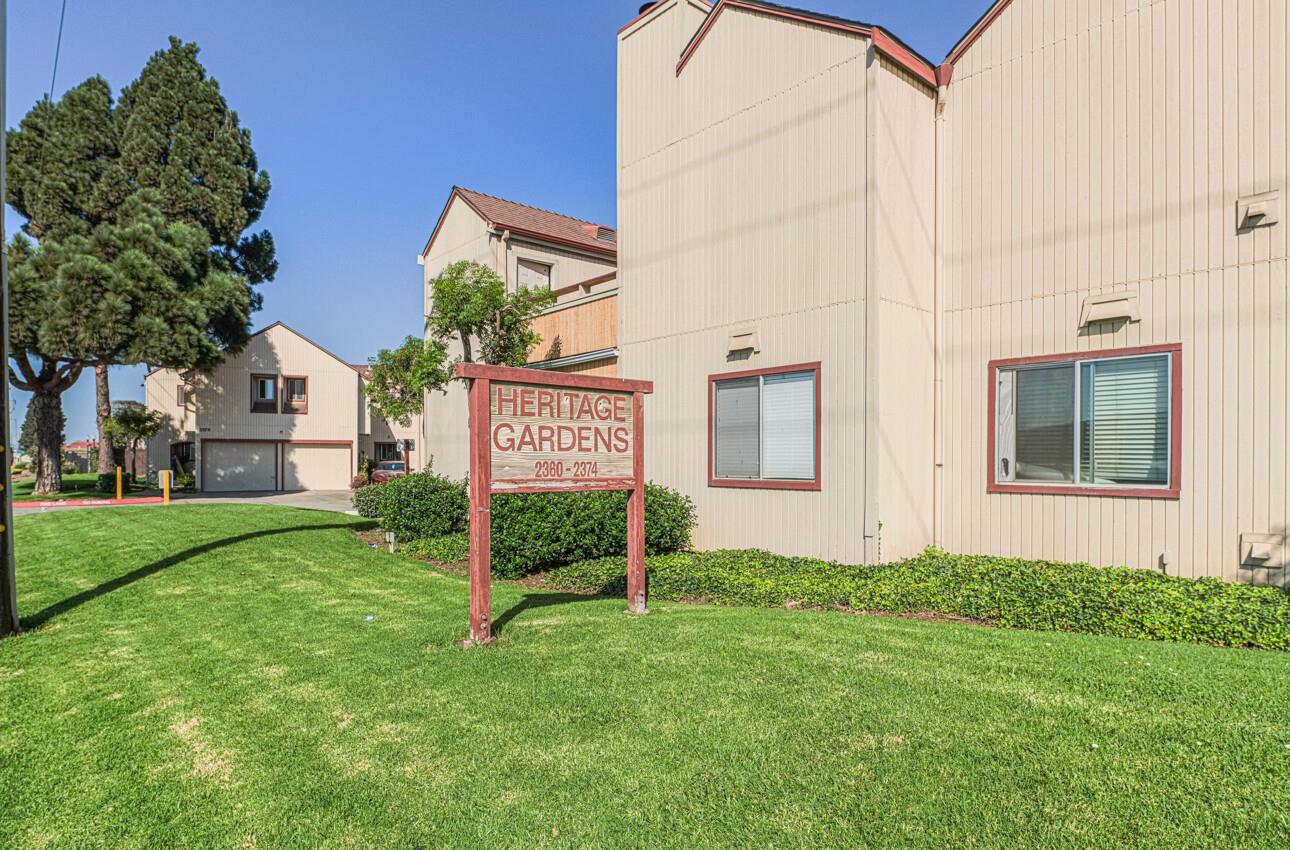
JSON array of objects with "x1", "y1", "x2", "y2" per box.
[
  {"x1": 282, "y1": 444, "x2": 351, "y2": 491},
  {"x1": 203, "y1": 442, "x2": 276, "y2": 492}
]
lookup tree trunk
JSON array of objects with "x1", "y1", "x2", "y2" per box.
[
  {"x1": 30, "y1": 390, "x2": 64, "y2": 496},
  {"x1": 95, "y1": 364, "x2": 112, "y2": 475}
]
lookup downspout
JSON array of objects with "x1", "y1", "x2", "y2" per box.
[
  {"x1": 862, "y1": 43, "x2": 881, "y2": 564},
  {"x1": 495, "y1": 228, "x2": 513, "y2": 289},
  {"x1": 932, "y1": 72, "x2": 949, "y2": 548}
]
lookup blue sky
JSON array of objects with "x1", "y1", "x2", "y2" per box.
[{"x1": 6, "y1": 0, "x2": 986, "y2": 440}]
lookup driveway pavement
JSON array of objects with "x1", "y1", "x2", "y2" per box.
[
  {"x1": 15, "y1": 490, "x2": 356, "y2": 516},
  {"x1": 174, "y1": 490, "x2": 356, "y2": 513}
]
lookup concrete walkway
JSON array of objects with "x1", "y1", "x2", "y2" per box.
[{"x1": 15, "y1": 490, "x2": 356, "y2": 516}]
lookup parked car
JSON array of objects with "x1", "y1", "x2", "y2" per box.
[{"x1": 370, "y1": 461, "x2": 407, "y2": 484}]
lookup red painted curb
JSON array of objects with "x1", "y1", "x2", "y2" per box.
[{"x1": 24, "y1": 497, "x2": 165, "y2": 509}]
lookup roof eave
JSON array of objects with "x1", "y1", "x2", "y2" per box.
[{"x1": 674, "y1": 0, "x2": 936, "y2": 89}]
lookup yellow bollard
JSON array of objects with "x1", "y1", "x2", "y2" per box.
[
  {"x1": 116, "y1": 466, "x2": 123, "y2": 500},
  {"x1": 163, "y1": 470, "x2": 171, "y2": 505}
]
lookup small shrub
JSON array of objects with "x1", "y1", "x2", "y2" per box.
[
  {"x1": 176, "y1": 472, "x2": 196, "y2": 491},
  {"x1": 365, "y1": 472, "x2": 469, "y2": 541},
  {"x1": 401, "y1": 532, "x2": 469, "y2": 564},
  {"x1": 61, "y1": 461, "x2": 77, "y2": 475},
  {"x1": 544, "y1": 548, "x2": 1290, "y2": 651},
  {"x1": 349, "y1": 474, "x2": 370, "y2": 490},
  {"x1": 95, "y1": 473, "x2": 116, "y2": 494},
  {"x1": 352, "y1": 480, "x2": 391, "y2": 518}
]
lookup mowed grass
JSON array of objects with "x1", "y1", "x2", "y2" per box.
[
  {"x1": 1, "y1": 506, "x2": 1288, "y2": 849},
  {"x1": 12, "y1": 472, "x2": 152, "y2": 502}
]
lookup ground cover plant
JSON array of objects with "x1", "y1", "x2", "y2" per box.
[
  {"x1": 2, "y1": 504, "x2": 1288, "y2": 849},
  {"x1": 544, "y1": 549, "x2": 1290, "y2": 650}
]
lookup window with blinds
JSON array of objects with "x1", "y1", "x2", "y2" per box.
[
  {"x1": 995, "y1": 352, "x2": 1172, "y2": 490},
  {"x1": 712, "y1": 368, "x2": 817, "y2": 483}
]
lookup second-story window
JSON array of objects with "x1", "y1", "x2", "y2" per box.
[
  {"x1": 251, "y1": 374, "x2": 278, "y2": 413},
  {"x1": 176, "y1": 385, "x2": 188, "y2": 406},
  {"x1": 517, "y1": 258, "x2": 552, "y2": 290},
  {"x1": 282, "y1": 376, "x2": 309, "y2": 415}
]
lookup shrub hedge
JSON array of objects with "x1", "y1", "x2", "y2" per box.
[
  {"x1": 488, "y1": 484, "x2": 694, "y2": 577},
  {"x1": 356, "y1": 473, "x2": 696, "y2": 577},
  {"x1": 354, "y1": 472, "x2": 469, "y2": 541},
  {"x1": 543, "y1": 548, "x2": 1290, "y2": 650}
]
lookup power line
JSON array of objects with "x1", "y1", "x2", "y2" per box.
[{"x1": 47, "y1": 0, "x2": 68, "y2": 100}]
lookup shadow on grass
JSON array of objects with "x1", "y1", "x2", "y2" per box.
[
  {"x1": 25, "y1": 521, "x2": 376, "y2": 630},
  {"x1": 492, "y1": 591, "x2": 610, "y2": 637}
]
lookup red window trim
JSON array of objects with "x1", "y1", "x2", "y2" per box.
[
  {"x1": 986, "y1": 343, "x2": 1182, "y2": 499},
  {"x1": 707, "y1": 361, "x2": 822, "y2": 491},
  {"x1": 250, "y1": 373, "x2": 278, "y2": 414},
  {"x1": 282, "y1": 375, "x2": 309, "y2": 415}
]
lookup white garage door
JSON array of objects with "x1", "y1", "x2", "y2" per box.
[
  {"x1": 203, "y1": 442, "x2": 276, "y2": 492},
  {"x1": 282, "y1": 444, "x2": 350, "y2": 491}
]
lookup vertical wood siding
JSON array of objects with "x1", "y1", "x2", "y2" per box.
[
  {"x1": 940, "y1": 0, "x2": 1288, "y2": 586},
  {"x1": 619, "y1": 4, "x2": 880, "y2": 561},
  {"x1": 421, "y1": 199, "x2": 493, "y2": 479},
  {"x1": 146, "y1": 325, "x2": 361, "y2": 486},
  {"x1": 145, "y1": 369, "x2": 194, "y2": 475},
  {"x1": 875, "y1": 60, "x2": 938, "y2": 559},
  {"x1": 189, "y1": 327, "x2": 359, "y2": 444},
  {"x1": 529, "y1": 295, "x2": 618, "y2": 363},
  {"x1": 504, "y1": 238, "x2": 615, "y2": 292}
]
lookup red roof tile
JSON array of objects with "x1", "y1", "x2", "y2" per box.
[{"x1": 424, "y1": 187, "x2": 617, "y2": 258}]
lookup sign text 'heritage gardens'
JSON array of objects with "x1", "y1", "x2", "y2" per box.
[{"x1": 489, "y1": 383, "x2": 634, "y2": 485}]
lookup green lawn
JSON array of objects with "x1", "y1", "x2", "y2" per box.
[
  {"x1": 11, "y1": 471, "x2": 153, "y2": 502},
  {"x1": 2, "y1": 505, "x2": 1288, "y2": 849}
]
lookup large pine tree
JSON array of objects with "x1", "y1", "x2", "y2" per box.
[{"x1": 5, "y1": 38, "x2": 275, "y2": 494}]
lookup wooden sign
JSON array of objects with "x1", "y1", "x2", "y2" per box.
[
  {"x1": 488, "y1": 382, "x2": 635, "y2": 489},
  {"x1": 455, "y1": 363, "x2": 654, "y2": 645}
]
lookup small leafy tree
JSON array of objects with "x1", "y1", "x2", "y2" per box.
[
  {"x1": 365, "y1": 260, "x2": 556, "y2": 424},
  {"x1": 102, "y1": 401, "x2": 165, "y2": 481}
]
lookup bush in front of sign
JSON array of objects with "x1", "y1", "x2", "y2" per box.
[
  {"x1": 382, "y1": 473, "x2": 470, "y2": 541},
  {"x1": 351, "y1": 480, "x2": 391, "y2": 518},
  {"x1": 487, "y1": 484, "x2": 696, "y2": 579},
  {"x1": 352, "y1": 472, "x2": 470, "y2": 540}
]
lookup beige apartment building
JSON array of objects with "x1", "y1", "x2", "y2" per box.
[
  {"x1": 146, "y1": 323, "x2": 421, "y2": 492},
  {"x1": 419, "y1": 187, "x2": 618, "y2": 478},
  {"x1": 616, "y1": 0, "x2": 1287, "y2": 586}
]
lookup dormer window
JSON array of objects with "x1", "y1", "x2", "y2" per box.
[
  {"x1": 517, "y1": 258, "x2": 552, "y2": 290},
  {"x1": 251, "y1": 374, "x2": 278, "y2": 413},
  {"x1": 282, "y1": 376, "x2": 308, "y2": 414}
]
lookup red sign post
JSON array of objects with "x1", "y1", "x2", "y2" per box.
[{"x1": 455, "y1": 362, "x2": 654, "y2": 645}]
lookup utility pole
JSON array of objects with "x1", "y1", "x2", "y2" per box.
[{"x1": 0, "y1": 0, "x2": 19, "y2": 637}]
